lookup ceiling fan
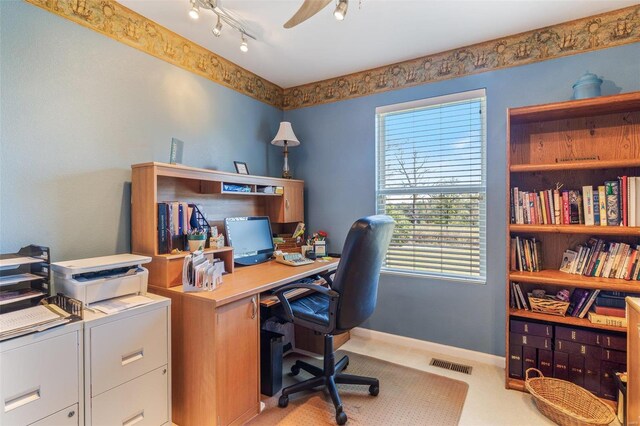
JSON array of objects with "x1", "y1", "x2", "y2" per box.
[{"x1": 284, "y1": 0, "x2": 349, "y2": 29}]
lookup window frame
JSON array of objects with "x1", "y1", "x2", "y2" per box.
[{"x1": 375, "y1": 89, "x2": 487, "y2": 284}]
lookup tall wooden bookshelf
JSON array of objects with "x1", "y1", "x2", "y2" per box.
[{"x1": 505, "y1": 92, "x2": 640, "y2": 399}]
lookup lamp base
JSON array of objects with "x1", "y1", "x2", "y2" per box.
[{"x1": 282, "y1": 171, "x2": 293, "y2": 179}]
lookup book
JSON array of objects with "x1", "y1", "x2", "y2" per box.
[
  {"x1": 588, "y1": 312, "x2": 627, "y2": 328},
  {"x1": 553, "y1": 189, "x2": 561, "y2": 224},
  {"x1": 568, "y1": 190, "x2": 581, "y2": 224},
  {"x1": 582, "y1": 186, "x2": 594, "y2": 225},
  {"x1": 593, "y1": 305, "x2": 626, "y2": 318},
  {"x1": 578, "y1": 289, "x2": 600, "y2": 319},
  {"x1": 559, "y1": 250, "x2": 577, "y2": 273},
  {"x1": 515, "y1": 283, "x2": 528, "y2": 310},
  {"x1": 598, "y1": 185, "x2": 607, "y2": 226},
  {"x1": 158, "y1": 202, "x2": 169, "y2": 254},
  {"x1": 593, "y1": 191, "x2": 600, "y2": 226},
  {"x1": 562, "y1": 191, "x2": 570, "y2": 225},
  {"x1": 630, "y1": 177, "x2": 637, "y2": 227},
  {"x1": 621, "y1": 176, "x2": 628, "y2": 226},
  {"x1": 568, "y1": 289, "x2": 590, "y2": 317},
  {"x1": 595, "y1": 295, "x2": 627, "y2": 309},
  {"x1": 567, "y1": 288, "x2": 590, "y2": 317},
  {"x1": 635, "y1": 177, "x2": 640, "y2": 227},
  {"x1": 605, "y1": 181, "x2": 620, "y2": 226}
]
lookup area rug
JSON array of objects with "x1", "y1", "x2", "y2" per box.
[{"x1": 249, "y1": 350, "x2": 469, "y2": 425}]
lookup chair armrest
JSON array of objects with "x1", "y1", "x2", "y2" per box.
[{"x1": 274, "y1": 283, "x2": 339, "y2": 322}]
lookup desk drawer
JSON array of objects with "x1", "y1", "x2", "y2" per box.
[
  {"x1": 1, "y1": 332, "x2": 79, "y2": 425},
  {"x1": 91, "y1": 366, "x2": 168, "y2": 426},
  {"x1": 90, "y1": 307, "x2": 167, "y2": 396},
  {"x1": 30, "y1": 404, "x2": 79, "y2": 426}
]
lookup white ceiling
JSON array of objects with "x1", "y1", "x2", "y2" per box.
[{"x1": 119, "y1": 0, "x2": 637, "y2": 88}]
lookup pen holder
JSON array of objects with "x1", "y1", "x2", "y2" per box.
[{"x1": 188, "y1": 236, "x2": 206, "y2": 252}]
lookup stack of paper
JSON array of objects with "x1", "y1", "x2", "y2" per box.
[
  {"x1": 0, "y1": 305, "x2": 70, "y2": 341},
  {"x1": 89, "y1": 295, "x2": 153, "y2": 315}
]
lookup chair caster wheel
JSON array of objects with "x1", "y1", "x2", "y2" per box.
[
  {"x1": 336, "y1": 411, "x2": 348, "y2": 425},
  {"x1": 290, "y1": 364, "x2": 301, "y2": 376},
  {"x1": 278, "y1": 395, "x2": 289, "y2": 408},
  {"x1": 369, "y1": 384, "x2": 379, "y2": 396}
]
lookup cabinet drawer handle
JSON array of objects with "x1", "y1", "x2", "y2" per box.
[
  {"x1": 285, "y1": 199, "x2": 290, "y2": 209},
  {"x1": 4, "y1": 387, "x2": 40, "y2": 412},
  {"x1": 122, "y1": 349, "x2": 144, "y2": 366},
  {"x1": 122, "y1": 410, "x2": 144, "y2": 426}
]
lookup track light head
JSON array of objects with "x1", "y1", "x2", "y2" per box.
[
  {"x1": 334, "y1": 0, "x2": 348, "y2": 21},
  {"x1": 212, "y1": 16, "x2": 223, "y2": 37},
  {"x1": 188, "y1": 4, "x2": 199, "y2": 20},
  {"x1": 240, "y1": 34, "x2": 248, "y2": 52}
]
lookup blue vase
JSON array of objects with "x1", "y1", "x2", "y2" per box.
[{"x1": 572, "y1": 72, "x2": 602, "y2": 100}]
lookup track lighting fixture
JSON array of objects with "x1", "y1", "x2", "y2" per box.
[
  {"x1": 188, "y1": 2, "x2": 199, "y2": 20},
  {"x1": 240, "y1": 34, "x2": 248, "y2": 53},
  {"x1": 212, "y1": 15, "x2": 222, "y2": 37},
  {"x1": 334, "y1": 0, "x2": 348, "y2": 21},
  {"x1": 187, "y1": 0, "x2": 256, "y2": 49}
]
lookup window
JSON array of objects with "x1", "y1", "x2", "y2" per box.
[{"x1": 375, "y1": 89, "x2": 487, "y2": 283}]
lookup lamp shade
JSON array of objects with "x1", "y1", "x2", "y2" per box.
[{"x1": 271, "y1": 122, "x2": 300, "y2": 147}]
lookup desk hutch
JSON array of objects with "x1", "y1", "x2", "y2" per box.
[{"x1": 131, "y1": 162, "x2": 340, "y2": 425}]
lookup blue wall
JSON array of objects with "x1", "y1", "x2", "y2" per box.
[
  {"x1": 0, "y1": 1, "x2": 283, "y2": 261},
  {"x1": 284, "y1": 43, "x2": 640, "y2": 355}
]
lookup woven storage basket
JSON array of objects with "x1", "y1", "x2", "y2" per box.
[{"x1": 525, "y1": 368, "x2": 615, "y2": 426}]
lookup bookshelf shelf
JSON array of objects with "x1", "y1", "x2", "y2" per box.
[
  {"x1": 510, "y1": 158, "x2": 640, "y2": 173},
  {"x1": 508, "y1": 91, "x2": 640, "y2": 124},
  {"x1": 157, "y1": 246, "x2": 233, "y2": 260},
  {"x1": 509, "y1": 224, "x2": 640, "y2": 236},
  {"x1": 509, "y1": 308, "x2": 626, "y2": 333},
  {"x1": 506, "y1": 91, "x2": 640, "y2": 403},
  {"x1": 509, "y1": 270, "x2": 640, "y2": 292}
]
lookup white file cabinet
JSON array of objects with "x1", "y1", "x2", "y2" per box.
[
  {"x1": 0, "y1": 322, "x2": 83, "y2": 426},
  {"x1": 83, "y1": 294, "x2": 171, "y2": 426}
]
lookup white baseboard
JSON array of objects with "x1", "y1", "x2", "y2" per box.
[{"x1": 350, "y1": 327, "x2": 505, "y2": 368}]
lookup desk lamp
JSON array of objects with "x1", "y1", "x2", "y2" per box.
[{"x1": 271, "y1": 122, "x2": 300, "y2": 179}]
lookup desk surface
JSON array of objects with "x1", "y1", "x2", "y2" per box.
[{"x1": 161, "y1": 258, "x2": 340, "y2": 307}]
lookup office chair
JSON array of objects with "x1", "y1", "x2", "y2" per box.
[{"x1": 274, "y1": 215, "x2": 394, "y2": 425}]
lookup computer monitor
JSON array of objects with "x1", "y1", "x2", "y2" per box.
[{"x1": 224, "y1": 216, "x2": 275, "y2": 266}]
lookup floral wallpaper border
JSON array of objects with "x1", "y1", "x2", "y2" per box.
[{"x1": 24, "y1": 1, "x2": 640, "y2": 110}]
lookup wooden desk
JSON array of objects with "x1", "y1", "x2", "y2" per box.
[
  {"x1": 150, "y1": 258, "x2": 339, "y2": 426},
  {"x1": 627, "y1": 297, "x2": 640, "y2": 426}
]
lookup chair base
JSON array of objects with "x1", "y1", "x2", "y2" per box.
[{"x1": 278, "y1": 335, "x2": 379, "y2": 425}]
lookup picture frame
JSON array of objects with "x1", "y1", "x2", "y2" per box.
[
  {"x1": 169, "y1": 138, "x2": 184, "y2": 164},
  {"x1": 234, "y1": 161, "x2": 249, "y2": 175}
]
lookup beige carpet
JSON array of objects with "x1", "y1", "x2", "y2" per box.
[{"x1": 250, "y1": 350, "x2": 469, "y2": 425}]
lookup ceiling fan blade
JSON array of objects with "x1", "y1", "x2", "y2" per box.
[{"x1": 284, "y1": 0, "x2": 333, "y2": 29}]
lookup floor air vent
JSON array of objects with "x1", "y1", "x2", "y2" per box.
[{"x1": 429, "y1": 358, "x2": 473, "y2": 375}]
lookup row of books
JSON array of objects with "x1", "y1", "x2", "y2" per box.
[
  {"x1": 510, "y1": 237, "x2": 543, "y2": 272},
  {"x1": 157, "y1": 202, "x2": 197, "y2": 254},
  {"x1": 559, "y1": 238, "x2": 640, "y2": 281},
  {"x1": 510, "y1": 176, "x2": 640, "y2": 226}
]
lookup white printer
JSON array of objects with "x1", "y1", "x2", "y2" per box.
[{"x1": 52, "y1": 254, "x2": 152, "y2": 306}]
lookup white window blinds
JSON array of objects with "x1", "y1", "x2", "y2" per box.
[{"x1": 375, "y1": 89, "x2": 487, "y2": 283}]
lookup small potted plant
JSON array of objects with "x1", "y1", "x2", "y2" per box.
[{"x1": 187, "y1": 228, "x2": 207, "y2": 252}]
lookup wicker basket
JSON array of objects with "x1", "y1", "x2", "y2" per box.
[
  {"x1": 528, "y1": 294, "x2": 570, "y2": 316},
  {"x1": 525, "y1": 368, "x2": 616, "y2": 426}
]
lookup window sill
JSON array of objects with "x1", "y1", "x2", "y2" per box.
[{"x1": 380, "y1": 269, "x2": 486, "y2": 285}]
